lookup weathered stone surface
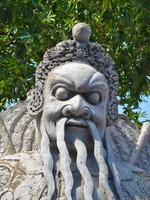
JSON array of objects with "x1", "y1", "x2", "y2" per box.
[
  {"x1": 0, "y1": 152, "x2": 47, "y2": 200},
  {"x1": 0, "y1": 23, "x2": 150, "y2": 200}
]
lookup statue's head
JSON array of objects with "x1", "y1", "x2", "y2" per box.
[
  {"x1": 42, "y1": 62, "x2": 109, "y2": 149},
  {"x1": 29, "y1": 22, "x2": 118, "y2": 125},
  {"x1": 28, "y1": 23, "x2": 118, "y2": 199}
]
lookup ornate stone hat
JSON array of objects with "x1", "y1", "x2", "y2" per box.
[{"x1": 28, "y1": 23, "x2": 119, "y2": 123}]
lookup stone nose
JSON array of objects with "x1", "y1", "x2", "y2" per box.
[{"x1": 62, "y1": 95, "x2": 92, "y2": 120}]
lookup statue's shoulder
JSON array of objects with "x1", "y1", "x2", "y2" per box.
[
  {"x1": 106, "y1": 115, "x2": 150, "y2": 200},
  {"x1": 108, "y1": 114, "x2": 139, "y2": 162},
  {"x1": 111, "y1": 114, "x2": 150, "y2": 171},
  {"x1": 0, "y1": 100, "x2": 40, "y2": 156}
]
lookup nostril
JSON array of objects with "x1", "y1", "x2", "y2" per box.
[
  {"x1": 62, "y1": 105, "x2": 72, "y2": 117},
  {"x1": 62, "y1": 105, "x2": 92, "y2": 119},
  {"x1": 83, "y1": 107, "x2": 92, "y2": 120}
]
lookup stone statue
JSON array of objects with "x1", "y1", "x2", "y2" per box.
[{"x1": 0, "y1": 23, "x2": 150, "y2": 200}]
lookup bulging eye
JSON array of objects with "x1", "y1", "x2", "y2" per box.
[
  {"x1": 85, "y1": 92, "x2": 102, "y2": 105},
  {"x1": 54, "y1": 87, "x2": 71, "y2": 101}
]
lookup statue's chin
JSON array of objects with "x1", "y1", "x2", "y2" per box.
[{"x1": 65, "y1": 125, "x2": 94, "y2": 152}]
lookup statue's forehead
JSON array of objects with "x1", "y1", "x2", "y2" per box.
[
  {"x1": 48, "y1": 63, "x2": 107, "y2": 88},
  {"x1": 52, "y1": 62, "x2": 96, "y2": 75}
]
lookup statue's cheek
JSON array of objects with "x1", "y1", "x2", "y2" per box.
[
  {"x1": 42, "y1": 99, "x2": 66, "y2": 120},
  {"x1": 91, "y1": 105, "x2": 107, "y2": 122}
]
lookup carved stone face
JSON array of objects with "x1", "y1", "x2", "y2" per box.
[{"x1": 42, "y1": 62, "x2": 109, "y2": 149}]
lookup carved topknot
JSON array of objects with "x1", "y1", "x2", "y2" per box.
[{"x1": 72, "y1": 22, "x2": 91, "y2": 42}]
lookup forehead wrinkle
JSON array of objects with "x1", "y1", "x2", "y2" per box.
[
  {"x1": 48, "y1": 73, "x2": 75, "y2": 89},
  {"x1": 88, "y1": 72, "x2": 109, "y2": 93},
  {"x1": 76, "y1": 70, "x2": 96, "y2": 90},
  {"x1": 50, "y1": 66, "x2": 97, "y2": 91},
  {"x1": 48, "y1": 63, "x2": 105, "y2": 92},
  {"x1": 89, "y1": 72, "x2": 107, "y2": 86}
]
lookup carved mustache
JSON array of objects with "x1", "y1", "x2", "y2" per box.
[
  {"x1": 66, "y1": 118, "x2": 88, "y2": 128},
  {"x1": 61, "y1": 105, "x2": 103, "y2": 139}
]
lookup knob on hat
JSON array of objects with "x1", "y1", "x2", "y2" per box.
[{"x1": 72, "y1": 22, "x2": 91, "y2": 43}]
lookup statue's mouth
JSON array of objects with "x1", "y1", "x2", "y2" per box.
[
  {"x1": 66, "y1": 118, "x2": 88, "y2": 128},
  {"x1": 65, "y1": 118, "x2": 93, "y2": 149}
]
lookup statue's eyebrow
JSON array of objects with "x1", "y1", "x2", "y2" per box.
[
  {"x1": 49, "y1": 73, "x2": 75, "y2": 89},
  {"x1": 88, "y1": 72, "x2": 109, "y2": 91}
]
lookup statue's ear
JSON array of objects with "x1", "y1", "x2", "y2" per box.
[{"x1": 27, "y1": 88, "x2": 43, "y2": 119}]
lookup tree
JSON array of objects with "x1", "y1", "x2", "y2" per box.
[{"x1": 0, "y1": 0, "x2": 150, "y2": 124}]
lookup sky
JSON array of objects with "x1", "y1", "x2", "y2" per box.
[{"x1": 118, "y1": 96, "x2": 150, "y2": 122}]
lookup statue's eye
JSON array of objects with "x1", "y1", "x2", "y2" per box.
[
  {"x1": 85, "y1": 92, "x2": 102, "y2": 105},
  {"x1": 54, "y1": 87, "x2": 71, "y2": 101}
]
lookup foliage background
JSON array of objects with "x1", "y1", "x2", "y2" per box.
[{"x1": 0, "y1": 0, "x2": 150, "y2": 124}]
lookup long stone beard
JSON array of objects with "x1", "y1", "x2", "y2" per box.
[{"x1": 40, "y1": 118, "x2": 115, "y2": 200}]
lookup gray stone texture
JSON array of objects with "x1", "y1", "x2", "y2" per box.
[{"x1": 0, "y1": 23, "x2": 150, "y2": 200}]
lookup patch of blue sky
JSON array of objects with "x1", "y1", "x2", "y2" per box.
[{"x1": 119, "y1": 96, "x2": 150, "y2": 122}]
